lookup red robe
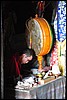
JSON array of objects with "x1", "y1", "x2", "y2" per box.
[{"x1": 10, "y1": 53, "x2": 21, "y2": 77}]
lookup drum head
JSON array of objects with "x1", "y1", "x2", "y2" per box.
[{"x1": 26, "y1": 19, "x2": 43, "y2": 55}]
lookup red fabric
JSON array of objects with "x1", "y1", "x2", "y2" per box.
[
  {"x1": 10, "y1": 53, "x2": 21, "y2": 77},
  {"x1": 13, "y1": 56, "x2": 20, "y2": 76},
  {"x1": 37, "y1": 1, "x2": 44, "y2": 11}
]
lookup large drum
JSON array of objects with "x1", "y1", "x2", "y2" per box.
[{"x1": 25, "y1": 15, "x2": 53, "y2": 70}]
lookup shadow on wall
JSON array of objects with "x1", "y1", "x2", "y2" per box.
[{"x1": 9, "y1": 33, "x2": 28, "y2": 54}]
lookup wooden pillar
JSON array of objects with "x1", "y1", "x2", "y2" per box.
[{"x1": 1, "y1": 3, "x2": 4, "y2": 99}]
